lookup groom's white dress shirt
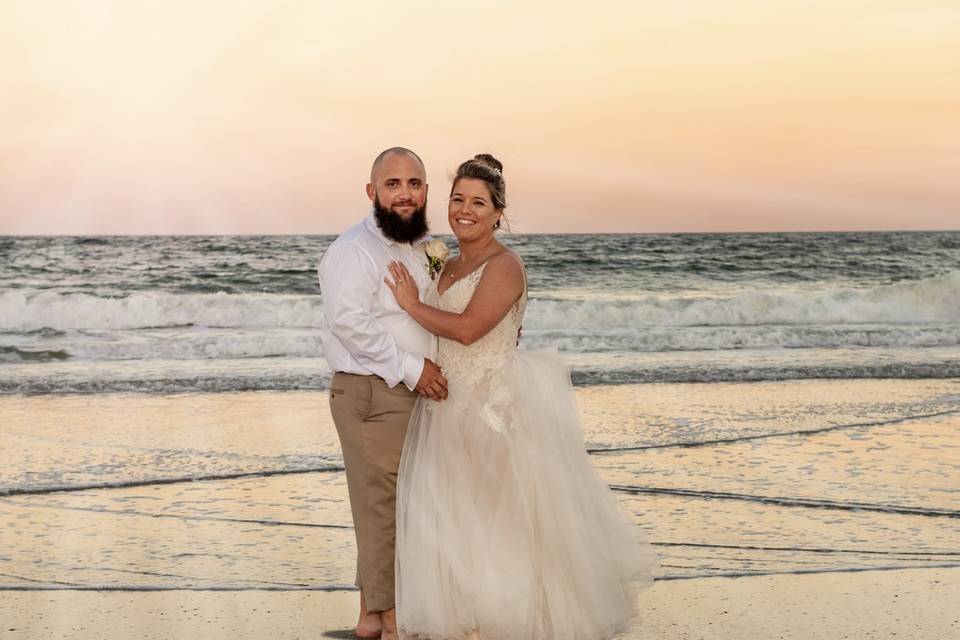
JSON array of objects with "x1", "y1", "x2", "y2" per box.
[{"x1": 318, "y1": 213, "x2": 435, "y2": 390}]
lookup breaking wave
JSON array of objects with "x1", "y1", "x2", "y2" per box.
[{"x1": 2, "y1": 271, "x2": 958, "y2": 333}]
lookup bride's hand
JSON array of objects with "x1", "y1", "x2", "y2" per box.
[{"x1": 384, "y1": 261, "x2": 420, "y2": 310}]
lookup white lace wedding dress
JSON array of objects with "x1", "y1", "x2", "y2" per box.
[{"x1": 395, "y1": 257, "x2": 658, "y2": 640}]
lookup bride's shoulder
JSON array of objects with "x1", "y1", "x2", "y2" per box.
[
  {"x1": 479, "y1": 251, "x2": 525, "y2": 287},
  {"x1": 487, "y1": 250, "x2": 524, "y2": 269}
]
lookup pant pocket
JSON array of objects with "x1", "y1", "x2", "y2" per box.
[
  {"x1": 329, "y1": 378, "x2": 371, "y2": 421},
  {"x1": 351, "y1": 379, "x2": 373, "y2": 421}
]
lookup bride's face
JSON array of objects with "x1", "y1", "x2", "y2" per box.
[{"x1": 448, "y1": 178, "x2": 502, "y2": 241}]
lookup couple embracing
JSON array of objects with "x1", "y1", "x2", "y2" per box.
[{"x1": 318, "y1": 148, "x2": 657, "y2": 640}]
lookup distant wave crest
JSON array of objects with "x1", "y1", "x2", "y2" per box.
[
  {"x1": 527, "y1": 270, "x2": 960, "y2": 329},
  {"x1": 2, "y1": 271, "x2": 958, "y2": 333},
  {"x1": 0, "y1": 291, "x2": 321, "y2": 331}
]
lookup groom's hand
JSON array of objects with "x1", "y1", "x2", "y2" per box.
[{"x1": 415, "y1": 359, "x2": 448, "y2": 401}]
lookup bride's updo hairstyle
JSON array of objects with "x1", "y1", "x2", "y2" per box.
[{"x1": 451, "y1": 153, "x2": 509, "y2": 230}]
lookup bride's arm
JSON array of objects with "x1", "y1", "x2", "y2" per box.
[{"x1": 385, "y1": 255, "x2": 524, "y2": 346}]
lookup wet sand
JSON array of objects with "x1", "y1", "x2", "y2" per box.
[
  {"x1": 2, "y1": 380, "x2": 959, "y2": 637},
  {"x1": 3, "y1": 567, "x2": 957, "y2": 639}
]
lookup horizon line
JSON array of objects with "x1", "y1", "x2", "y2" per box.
[{"x1": 3, "y1": 228, "x2": 959, "y2": 238}]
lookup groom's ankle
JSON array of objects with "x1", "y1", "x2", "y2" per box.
[{"x1": 379, "y1": 608, "x2": 398, "y2": 633}]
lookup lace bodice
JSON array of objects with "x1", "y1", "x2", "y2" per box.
[{"x1": 425, "y1": 258, "x2": 527, "y2": 382}]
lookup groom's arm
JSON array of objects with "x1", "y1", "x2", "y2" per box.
[{"x1": 320, "y1": 244, "x2": 425, "y2": 390}]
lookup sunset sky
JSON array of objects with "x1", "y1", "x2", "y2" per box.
[{"x1": 1, "y1": 0, "x2": 958, "y2": 234}]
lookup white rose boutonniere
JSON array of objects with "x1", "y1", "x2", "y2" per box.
[{"x1": 424, "y1": 239, "x2": 450, "y2": 280}]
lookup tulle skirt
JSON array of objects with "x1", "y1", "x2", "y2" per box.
[{"x1": 396, "y1": 347, "x2": 657, "y2": 640}]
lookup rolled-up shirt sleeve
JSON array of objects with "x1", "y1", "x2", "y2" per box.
[{"x1": 319, "y1": 242, "x2": 425, "y2": 390}]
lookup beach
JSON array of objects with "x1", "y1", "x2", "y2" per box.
[
  {"x1": 2, "y1": 232, "x2": 959, "y2": 637},
  {"x1": 3, "y1": 0, "x2": 959, "y2": 629},
  {"x1": 2, "y1": 381, "x2": 958, "y2": 638}
]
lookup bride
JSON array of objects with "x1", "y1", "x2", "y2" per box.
[{"x1": 384, "y1": 154, "x2": 657, "y2": 640}]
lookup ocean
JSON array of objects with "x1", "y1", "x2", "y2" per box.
[{"x1": 2, "y1": 231, "x2": 959, "y2": 394}]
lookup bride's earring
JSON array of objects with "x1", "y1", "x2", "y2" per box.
[{"x1": 494, "y1": 218, "x2": 501, "y2": 230}]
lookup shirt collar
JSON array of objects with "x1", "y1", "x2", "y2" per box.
[{"x1": 364, "y1": 211, "x2": 431, "y2": 248}]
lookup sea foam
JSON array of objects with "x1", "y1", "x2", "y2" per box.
[
  {"x1": 527, "y1": 270, "x2": 960, "y2": 329},
  {"x1": 2, "y1": 270, "x2": 957, "y2": 332}
]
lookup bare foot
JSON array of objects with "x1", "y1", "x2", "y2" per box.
[
  {"x1": 356, "y1": 618, "x2": 382, "y2": 640},
  {"x1": 355, "y1": 590, "x2": 382, "y2": 639},
  {"x1": 380, "y1": 607, "x2": 398, "y2": 640}
]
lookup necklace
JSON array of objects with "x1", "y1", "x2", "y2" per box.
[
  {"x1": 446, "y1": 251, "x2": 504, "y2": 280},
  {"x1": 447, "y1": 261, "x2": 465, "y2": 278}
]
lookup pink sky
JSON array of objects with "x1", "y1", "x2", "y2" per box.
[{"x1": 1, "y1": 1, "x2": 958, "y2": 234}]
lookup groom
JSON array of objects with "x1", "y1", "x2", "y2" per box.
[{"x1": 318, "y1": 147, "x2": 448, "y2": 639}]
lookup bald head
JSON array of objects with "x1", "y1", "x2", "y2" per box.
[{"x1": 370, "y1": 147, "x2": 425, "y2": 182}]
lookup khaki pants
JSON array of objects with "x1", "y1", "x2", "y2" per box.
[{"x1": 329, "y1": 372, "x2": 418, "y2": 613}]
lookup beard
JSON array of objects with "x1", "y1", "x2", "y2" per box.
[{"x1": 373, "y1": 197, "x2": 429, "y2": 244}]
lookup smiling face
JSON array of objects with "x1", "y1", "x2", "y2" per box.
[
  {"x1": 448, "y1": 177, "x2": 502, "y2": 242},
  {"x1": 367, "y1": 151, "x2": 428, "y2": 220}
]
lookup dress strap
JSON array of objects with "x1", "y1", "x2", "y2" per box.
[
  {"x1": 448, "y1": 250, "x2": 527, "y2": 300},
  {"x1": 502, "y1": 251, "x2": 528, "y2": 300}
]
